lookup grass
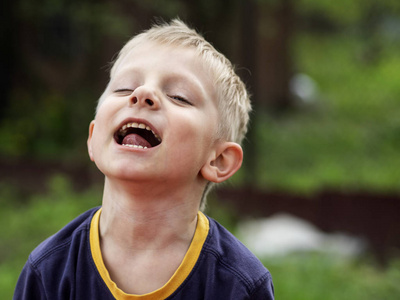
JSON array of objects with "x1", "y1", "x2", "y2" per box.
[{"x1": 265, "y1": 254, "x2": 400, "y2": 299}]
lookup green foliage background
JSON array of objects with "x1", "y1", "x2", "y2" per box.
[
  {"x1": 1, "y1": 0, "x2": 400, "y2": 298},
  {"x1": 2, "y1": 0, "x2": 400, "y2": 191},
  {"x1": 244, "y1": 32, "x2": 400, "y2": 193}
]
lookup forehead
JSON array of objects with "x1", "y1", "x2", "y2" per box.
[{"x1": 113, "y1": 41, "x2": 210, "y2": 81}]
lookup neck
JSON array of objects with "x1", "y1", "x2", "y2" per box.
[{"x1": 99, "y1": 177, "x2": 202, "y2": 251}]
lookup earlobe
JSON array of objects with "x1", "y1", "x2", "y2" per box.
[
  {"x1": 201, "y1": 142, "x2": 243, "y2": 183},
  {"x1": 87, "y1": 121, "x2": 95, "y2": 162}
]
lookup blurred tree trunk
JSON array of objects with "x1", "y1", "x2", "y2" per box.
[
  {"x1": 238, "y1": 0, "x2": 295, "y2": 185},
  {"x1": 256, "y1": 0, "x2": 294, "y2": 110},
  {"x1": 0, "y1": 0, "x2": 18, "y2": 118},
  {"x1": 237, "y1": 0, "x2": 258, "y2": 186},
  {"x1": 184, "y1": 0, "x2": 238, "y2": 57}
]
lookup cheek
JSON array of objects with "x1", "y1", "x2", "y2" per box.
[
  {"x1": 180, "y1": 118, "x2": 216, "y2": 163},
  {"x1": 89, "y1": 126, "x2": 109, "y2": 158},
  {"x1": 176, "y1": 116, "x2": 211, "y2": 145},
  {"x1": 88, "y1": 134, "x2": 101, "y2": 162},
  {"x1": 165, "y1": 116, "x2": 210, "y2": 160}
]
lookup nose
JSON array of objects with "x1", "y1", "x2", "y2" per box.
[{"x1": 129, "y1": 85, "x2": 160, "y2": 109}]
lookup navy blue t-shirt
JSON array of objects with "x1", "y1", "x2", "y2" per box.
[{"x1": 14, "y1": 207, "x2": 274, "y2": 299}]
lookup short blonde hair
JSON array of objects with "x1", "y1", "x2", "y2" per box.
[{"x1": 98, "y1": 19, "x2": 251, "y2": 145}]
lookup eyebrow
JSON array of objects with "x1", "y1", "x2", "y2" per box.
[{"x1": 165, "y1": 72, "x2": 211, "y2": 103}]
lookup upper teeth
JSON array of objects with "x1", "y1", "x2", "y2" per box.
[{"x1": 121, "y1": 122, "x2": 161, "y2": 141}]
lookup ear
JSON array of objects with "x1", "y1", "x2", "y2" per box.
[
  {"x1": 87, "y1": 120, "x2": 95, "y2": 162},
  {"x1": 200, "y1": 142, "x2": 243, "y2": 183}
]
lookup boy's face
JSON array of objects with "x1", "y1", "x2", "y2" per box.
[{"x1": 88, "y1": 41, "x2": 220, "y2": 188}]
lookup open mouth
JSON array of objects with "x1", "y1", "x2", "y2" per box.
[{"x1": 114, "y1": 122, "x2": 161, "y2": 149}]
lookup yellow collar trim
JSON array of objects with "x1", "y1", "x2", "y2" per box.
[{"x1": 90, "y1": 208, "x2": 209, "y2": 299}]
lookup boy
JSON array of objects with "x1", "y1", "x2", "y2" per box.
[{"x1": 14, "y1": 19, "x2": 274, "y2": 299}]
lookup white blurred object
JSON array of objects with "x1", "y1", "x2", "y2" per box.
[
  {"x1": 237, "y1": 213, "x2": 366, "y2": 258},
  {"x1": 289, "y1": 73, "x2": 318, "y2": 104}
]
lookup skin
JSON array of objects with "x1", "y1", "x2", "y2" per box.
[{"x1": 87, "y1": 41, "x2": 243, "y2": 295}]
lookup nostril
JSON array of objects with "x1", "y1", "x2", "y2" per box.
[
  {"x1": 132, "y1": 97, "x2": 138, "y2": 104},
  {"x1": 145, "y1": 99, "x2": 154, "y2": 106}
]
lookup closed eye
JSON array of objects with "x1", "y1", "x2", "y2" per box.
[
  {"x1": 169, "y1": 95, "x2": 193, "y2": 106},
  {"x1": 114, "y1": 88, "x2": 133, "y2": 95}
]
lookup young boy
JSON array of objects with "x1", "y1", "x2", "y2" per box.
[{"x1": 14, "y1": 19, "x2": 274, "y2": 299}]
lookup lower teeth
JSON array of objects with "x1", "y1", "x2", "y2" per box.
[{"x1": 122, "y1": 144, "x2": 147, "y2": 149}]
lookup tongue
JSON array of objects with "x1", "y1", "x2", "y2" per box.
[{"x1": 122, "y1": 133, "x2": 151, "y2": 148}]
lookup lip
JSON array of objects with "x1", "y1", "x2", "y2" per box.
[{"x1": 113, "y1": 117, "x2": 162, "y2": 149}]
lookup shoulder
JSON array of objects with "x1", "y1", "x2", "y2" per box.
[
  {"x1": 200, "y1": 214, "x2": 274, "y2": 297},
  {"x1": 14, "y1": 207, "x2": 115, "y2": 299},
  {"x1": 28, "y1": 207, "x2": 99, "y2": 268}
]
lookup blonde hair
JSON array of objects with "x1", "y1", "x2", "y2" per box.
[
  {"x1": 98, "y1": 19, "x2": 251, "y2": 145},
  {"x1": 97, "y1": 19, "x2": 251, "y2": 210}
]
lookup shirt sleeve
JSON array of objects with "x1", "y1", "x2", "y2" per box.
[
  {"x1": 249, "y1": 272, "x2": 275, "y2": 300},
  {"x1": 13, "y1": 260, "x2": 47, "y2": 300}
]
